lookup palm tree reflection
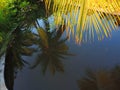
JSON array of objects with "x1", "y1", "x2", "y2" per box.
[
  {"x1": 31, "y1": 24, "x2": 72, "y2": 75},
  {"x1": 4, "y1": 29, "x2": 37, "y2": 90},
  {"x1": 77, "y1": 66, "x2": 120, "y2": 90},
  {"x1": 4, "y1": 23, "x2": 72, "y2": 89}
]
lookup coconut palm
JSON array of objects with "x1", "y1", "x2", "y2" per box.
[
  {"x1": 30, "y1": 22, "x2": 72, "y2": 75},
  {"x1": 0, "y1": 0, "x2": 49, "y2": 88},
  {"x1": 43, "y1": 0, "x2": 120, "y2": 43},
  {"x1": 4, "y1": 29, "x2": 37, "y2": 90}
]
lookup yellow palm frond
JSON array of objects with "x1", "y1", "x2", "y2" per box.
[{"x1": 44, "y1": 0, "x2": 120, "y2": 43}]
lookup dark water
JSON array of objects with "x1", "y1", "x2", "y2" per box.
[{"x1": 13, "y1": 26, "x2": 120, "y2": 90}]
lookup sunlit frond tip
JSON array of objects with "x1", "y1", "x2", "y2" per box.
[{"x1": 45, "y1": 0, "x2": 120, "y2": 43}]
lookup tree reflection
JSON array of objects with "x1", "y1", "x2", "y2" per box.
[
  {"x1": 31, "y1": 23, "x2": 72, "y2": 75},
  {"x1": 4, "y1": 29, "x2": 37, "y2": 90},
  {"x1": 3, "y1": 22, "x2": 73, "y2": 89},
  {"x1": 77, "y1": 66, "x2": 120, "y2": 90}
]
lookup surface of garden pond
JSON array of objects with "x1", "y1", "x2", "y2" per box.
[{"x1": 13, "y1": 26, "x2": 120, "y2": 90}]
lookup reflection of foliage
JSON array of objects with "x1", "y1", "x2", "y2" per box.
[
  {"x1": 4, "y1": 29, "x2": 37, "y2": 90},
  {"x1": 77, "y1": 66, "x2": 120, "y2": 90},
  {"x1": 6, "y1": 30, "x2": 36, "y2": 69},
  {"x1": 31, "y1": 24, "x2": 71, "y2": 75}
]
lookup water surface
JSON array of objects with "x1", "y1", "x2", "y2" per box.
[{"x1": 14, "y1": 27, "x2": 120, "y2": 90}]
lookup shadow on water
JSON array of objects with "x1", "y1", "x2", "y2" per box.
[{"x1": 77, "y1": 66, "x2": 120, "y2": 90}]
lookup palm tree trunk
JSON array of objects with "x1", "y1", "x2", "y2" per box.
[
  {"x1": 1, "y1": 27, "x2": 18, "y2": 90},
  {"x1": 4, "y1": 46, "x2": 14, "y2": 90},
  {"x1": 0, "y1": 54, "x2": 7, "y2": 90}
]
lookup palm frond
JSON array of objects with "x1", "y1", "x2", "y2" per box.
[{"x1": 45, "y1": 0, "x2": 120, "y2": 43}]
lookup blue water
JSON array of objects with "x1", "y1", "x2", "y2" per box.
[{"x1": 13, "y1": 25, "x2": 120, "y2": 90}]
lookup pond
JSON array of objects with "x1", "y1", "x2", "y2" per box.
[
  {"x1": 0, "y1": 1, "x2": 120, "y2": 90},
  {"x1": 12, "y1": 26, "x2": 120, "y2": 90}
]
